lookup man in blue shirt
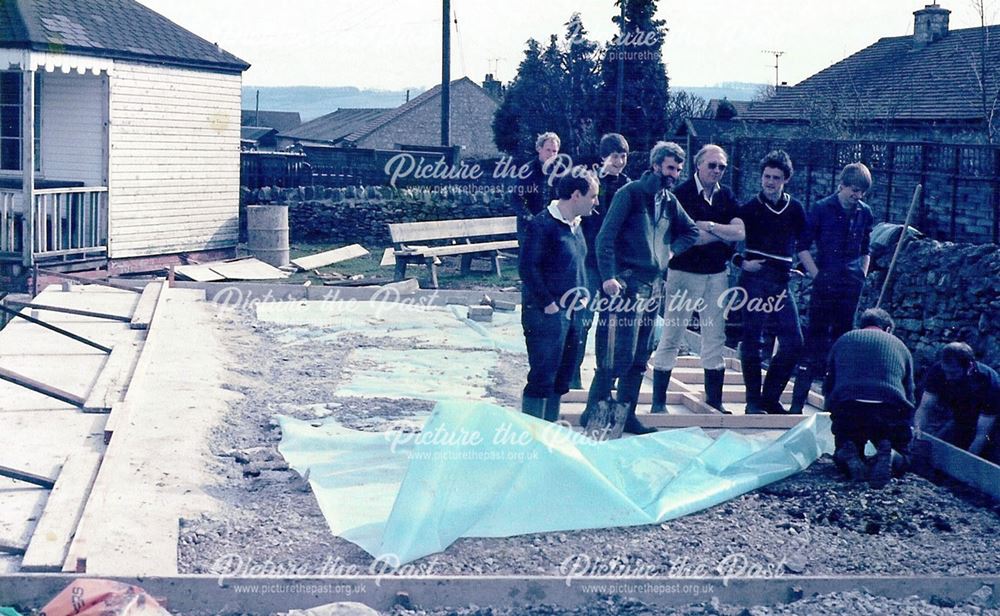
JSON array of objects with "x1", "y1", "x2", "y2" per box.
[
  {"x1": 913, "y1": 342, "x2": 999, "y2": 462},
  {"x1": 519, "y1": 167, "x2": 599, "y2": 422},
  {"x1": 790, "y1": 163, "x2": 875, "y2": 413}
]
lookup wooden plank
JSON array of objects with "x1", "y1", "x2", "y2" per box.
[
  {"x1": 291, "y1": 244, "x2": 369, "y2": 271},
  {"x1": 174, "y1": 264, "x2": 225, "y2": 282},
  {"x1": 389, "y1": 216, "x2": 517, "y2": 243},
  {"x1": 3, "y1": 301, "x2": 132, "y2": 323},
  {"x1": 0, "y1": 463, "x2": 56, "y2": 489},
  {"x1": 21, "y1": 451, "x2": 103, "y2": 572},
  {"x1": 129, "y1": 282, "x2": 162, "y2": 330},
  {"x1": 82, "y1": 332, "x2": 143, "y2": 413},
  {"x1": 560, "y1": 411, "x2": 814, "y2": 429},
  {"x1": 103, "y1": 401, "x2": 132, "y2": 445},
  {"x1": 0, "y1": 543, "x2": 25, "y2": 555},
  {"x1": 379, "y1": 247, "x2": 396, "y2": 267},
  {"x1": 562, "y1": 389, "x2": 684, "y2": 405},
  {"x1": 419, "y1": 240, "x2": 518, "y2": 258},
  {"x1": 921, "y1": 433, "x2": 1000, "y2": 501},
  {"x1": 208, "y1": 258, "x2": 289, "y2": 281},
  {"x1": 0, "y1": 366, "x2": 87, "y2": 408}
]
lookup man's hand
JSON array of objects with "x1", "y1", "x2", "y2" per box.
[
  {"x1": 742, "y1": 259, "x2": 764, "y2": 273},
  {"x1": 544, "y1": 302, "x2": 559, "y2": 315},
  {"x1": 602, "y1": 278, "x2": 623, "y2": 296}
]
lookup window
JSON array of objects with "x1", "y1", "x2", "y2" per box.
[{"x1": 0, "y1": 72, "x2": 41, "y2": 172}]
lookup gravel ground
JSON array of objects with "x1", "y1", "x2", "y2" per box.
[{"x1": 177, "y1": 305, "x2": 1000, "y2": 613}]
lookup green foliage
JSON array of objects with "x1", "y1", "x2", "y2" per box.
[{"x1": 497, "y1": 5, "x2": 677, "y2": 160}]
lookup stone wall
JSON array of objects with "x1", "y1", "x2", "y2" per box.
[
  {"x1": 242, "y1": 185, "x2": 511, "y2": 246},
  {"x1": 861, "y1": 239, "x2": 1000, "y2": 376}
]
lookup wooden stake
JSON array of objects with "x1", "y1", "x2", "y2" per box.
[{"x1": 0, "y1": 463, "x2": 56, "y2": 489}]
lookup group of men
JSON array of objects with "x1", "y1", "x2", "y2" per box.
[{"x1": 513, "y1": 132, "x2": 998, "y2": 484}]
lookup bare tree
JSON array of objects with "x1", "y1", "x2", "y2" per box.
[{"x1": 970, "y1": 0, "x2": 1000, "y2": 143}]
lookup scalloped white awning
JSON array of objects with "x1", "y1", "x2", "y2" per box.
[{"x1": 0, "y1": 49, "x2": 114, "y2": 75}]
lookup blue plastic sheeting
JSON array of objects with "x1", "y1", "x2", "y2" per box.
[
  {"x1": 336, "y1": 348, "x2": 499, "y2": 402},
  {"x1": 257, "y1": 301, "x2": 526, "y2": 354},
  {"x1": 278, "y1": 401, "x2": 834, "y2": 565}
]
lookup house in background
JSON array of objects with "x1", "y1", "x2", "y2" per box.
[
  {"x1": 240, "y1": 109, "x2": 301, "y2": 133},
  {"x1": 279, "y1": 108, "x2": 389, "y2": 149},
  {"x1": 0, "y1": 0, "x2": 248, "y2": 285},
  {"x1": 742, "y1": 3, "x2": 1000, "y2": 140},
  {"x1": 280, "y1": 77, "x2": 501, "y2": 159}
]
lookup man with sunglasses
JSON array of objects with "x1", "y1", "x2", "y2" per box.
[
  {"x1": 650, "y1": 144, "x2": 744, "y2": 414},
  {"x1": 790, "y1": 163, "x2": 875, "y2": 413}
]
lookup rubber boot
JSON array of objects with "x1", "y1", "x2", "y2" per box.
[
  {"x1": 521, "y1": 395, "x2": 546, "y2": 419},
  {"x1": 618, "y1": 372, "x2": 656, "y2": 435},
  {"x1": 870, "y1": 439, "x2": 893, "y2": 488},
  {"x1": 704, "y1": 368, "x2": 731, "y2": 414},
  {"x1": 834, "y1": 440, "x2": 867, "y2": 481},
  {"x1": 544, "y1": 394, "x2": 562, "y2": 423},
  {"x1": 788, "y1": 365, "x2": 812, "y2": 414},
  {"x1": 761, "y1": 362, "x2": 793, "y2": 415},
  {"x1": 742, "y1": 359, "x2": 765, "y2": 414},
  {"x1": 650, "y1": 369, "x2": 671, "y2": 414}
]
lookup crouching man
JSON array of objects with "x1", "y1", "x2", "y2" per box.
[
  {"x1": 519, "y1": 167, "x2": 599, "y2": 421},
  {"x1": 823, "y1": 308, "x2": 915, "y2": 487},
  {"x1": 912, "y1": 342, "x2": 999, "y2": 463}
]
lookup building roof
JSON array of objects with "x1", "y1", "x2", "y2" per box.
[
  {"x1": 241, "y1": 126, "x2": 278, "y2": 141},
  {"x1": 674, "y1": 117, "x2": 741, "y2": 140},
  {"x1": 241, "y1": 110, "x2": 302, "y2": 132},
  {"x1": 342, "y1": 77, "x2": 489, "y2": 143},
  {"x1": 742, "y1": 24, "x2": 1000, "y2": 122},
  {"x1": 0, "y1": 0, "x2": 249, "y2": 73},
  {"x1": 707, "y1": 99, "x2": 752, "y2": 118},
  {"x1": 283, "y1": 108, "x2": 389, "y2": 143}
]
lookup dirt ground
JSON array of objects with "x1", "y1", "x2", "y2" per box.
[{"x1": 177, "y1": 304, "x2": 1000, "y2": 613}]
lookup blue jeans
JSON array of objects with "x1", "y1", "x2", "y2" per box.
[
  {"x1": 522, "y1": 304, "x2": 581, "y2": 399},
  {"x1": 739, "y1": 268, "x2": 802, "y2": 404}
]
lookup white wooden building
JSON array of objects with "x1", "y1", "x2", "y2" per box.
[{"x1": 0, "y1": 0, "x2": 249, "y2": 279}]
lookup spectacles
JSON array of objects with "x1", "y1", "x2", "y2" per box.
[{"x1": 707, "y1": 162, "x2": 727, "y2": 171}]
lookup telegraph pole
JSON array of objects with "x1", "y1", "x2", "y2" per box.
[
  {"x1": 614, "y1": 0, "x2": 626, "y2": 132},
  {"x1": 441, "y1": 0, "x2": 451, "y2": 146}
]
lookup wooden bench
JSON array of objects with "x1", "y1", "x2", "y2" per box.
[{"x1": 388, "y1": 216, "x2": 518, "y2": 288}]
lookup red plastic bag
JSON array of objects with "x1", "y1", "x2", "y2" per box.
[{"x1": 40, "y1": 579, "x2": 171, "y2": 616}]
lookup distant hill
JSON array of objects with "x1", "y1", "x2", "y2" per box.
[
  {"x1": 241, "y1": 86, "x2": 424, "y2": 122},
  {"x1": 242, "y1": 82, "x2": 767, "y2": 124},
  {"x1": 673, "y1": 82, "x2": 768, "y2": 103}
]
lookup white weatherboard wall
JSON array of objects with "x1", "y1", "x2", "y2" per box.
[
  {"x1": 40, "y1": 70, "x2": 105, "y2": 185},
  {"x1": 108, "y1": 62, "x2": 241, "y2": 258}
]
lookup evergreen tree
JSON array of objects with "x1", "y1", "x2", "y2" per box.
[
  {"x1": 492, "y1": 16, "x2": 602, "y2": 159},
  {"x1": 598, "y1": 0, "x2": 669, "y2": 153}
]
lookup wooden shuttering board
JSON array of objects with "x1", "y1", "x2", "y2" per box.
[
  {"x1": 128, "y1": 282, "x2": 162, "y2": 329},
  {"x1": 82, "y1": 331, "x2": 144, "y2": 413},
  {"x1": 175, "y1": 258, "x2": 289, "y2": 281},
  {"x1": 21, "y1": 450, "x2": 103, "y2": 572},
  {"x1": 291, "y1": 244, "x2": 369, "y2": 271},
  {"x1": 922, "y1": 433, "x2": 1000, "y2": 500},
  {"x1": 389, "y1": 216, "x2": 517, "y2": 243},
  {"x1": 419, "y1": 240, "x2": 518, "y2": 258}
]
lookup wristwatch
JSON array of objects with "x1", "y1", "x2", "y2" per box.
[{"x1": 708, "y1": 221, "x2": 716, "y2": 232}]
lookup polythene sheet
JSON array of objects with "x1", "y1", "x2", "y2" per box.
[
  {"x1": 278, "y1": 401, "x2": 834, "y2": 565},
  {"x1": 257, "y1": 300, "x2": 527, "y2": 354}
]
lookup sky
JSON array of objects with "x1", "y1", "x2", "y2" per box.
[{"x1": 135, "y1": 1, "x2": 993, "y2": 91}]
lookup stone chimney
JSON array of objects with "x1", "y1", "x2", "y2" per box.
[
  {"x1": 482, "y1": 73, "x2": 503, "y2": 100},
  {"x1": 913, "y1": 3, "x2": 950, "y2": 49}
]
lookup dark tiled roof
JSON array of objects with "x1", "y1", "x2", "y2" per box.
[
  {"x1": 283, "y1": 108, "x2": 389, "y2": 143},
  {"x1": 742, "y1": 25, "x2": 1000, "y2": 122},
  {"x1": 1, "y1": 0, "x2": 249, "y2": 73},
  {"x1": 676, "y1": 117, "x2": 741, "y2": 139},
  {"x1": 343, "y1": 77, "x2": 488, "y2": 143},
  {"x1": 707, "y1": 99, "x2": 752, "y2": 117},
  {"x1": 241, "y1": 110, "x2": 302, "y2": 132},
  {"x1": 241, "y1": 126, "x2": 277, "y2": 141}
]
